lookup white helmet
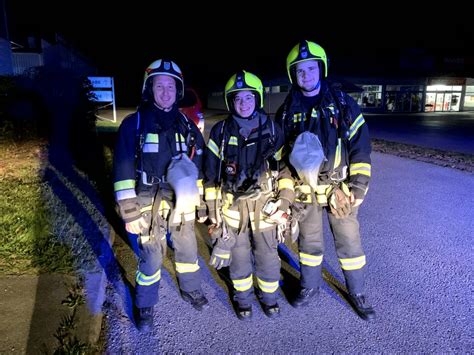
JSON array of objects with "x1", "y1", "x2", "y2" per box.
[{"x1": 142, "y1": 59, "x2": 184, "y2": 99}]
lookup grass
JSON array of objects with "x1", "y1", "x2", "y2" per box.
[
  {"x1": 0, "y1": 137, "x2": 74, "y2": 274},
  {"x1": 96, "y1": 118, "x2": 120, "y2": 133}
]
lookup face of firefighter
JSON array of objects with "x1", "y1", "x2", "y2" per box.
[
  {"x1": 152, "y1": 75, "x2": 177, "y2": 111},
  {"x1": 295, "y1": 60, "x2": 321, "y2": 97},
  {"x1": 233, "y1": 90, "x2": 256, "y2": 118}
]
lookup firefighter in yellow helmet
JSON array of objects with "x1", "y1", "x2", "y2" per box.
[
  {"x1": 204, "y1": 70, "x2": 293, "y2": 320},
  {"x1": 275, "y1": 41, "x2": 375, "y2": 321},
  {"x1": 113, "y1": 59, "x2": 208, "y2": 332}
]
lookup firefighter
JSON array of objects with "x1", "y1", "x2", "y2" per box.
[
  {"x1": 275, "y1": 41, "x2": 376, "y2": 321},
  {"x1": 113, "y1": 59, "x2": 208, "y2": 332},
  {"x1": 204, "y1": 71, "x2": 293, "y2": 320}
]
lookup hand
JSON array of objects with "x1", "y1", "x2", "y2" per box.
[
  {"x1": 125, "y1": 216, "x2": 149, "y2": 234},
  {"x1": 329, "y1": 187, "x2": 352, "y2": 219},
  {"x1": 350, "y1": 192, "x2": 363, "y2": 208},
  {"x1": 208, "y1": 219, "x2": 222, "y2": 240},
  {"x1": 209, "y1": 246, "x2": 231, "y2": 269}
]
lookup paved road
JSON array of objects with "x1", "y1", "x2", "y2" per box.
[
  {"x1": 365, "y1": 112, "x2": 474, "y2": 155},
  {"x1": 103, "y1": 153, "x2": 473, "y2": 353}
]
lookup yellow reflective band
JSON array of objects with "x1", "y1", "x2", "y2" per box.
[
  {"x1": 311, "y1": 108, "x2": 318, "y2": 118},
  {"x1": 348, "y1": 114, "x2": 365, "y2": 140},
  {"x1": 296, "y1": 184, "x2": 311, "y2": 194},
  {"x1": 175, "y1": 260, "x2": 200, "y2": 274},
  {"x1": 159, "y1": 200, "x2": 171, "y2": 211},
  {"x1": 197, "y1": 179, "x2": 203, "y2": 187},
  {"x1": 205, "y1": 187, "x2": 217, "y2": 200},
  {"x1": 232, "y1": 275, "x2": 253, "y2": 291},
  {"x1": 228, "y1": 136, "x2": 238, "y2": 146},
  {"x1": 278, "y1": 178, "x2": 294, "y2": 191},
  {"x1": 350, "y1": 163, "x2": 371, "y2": 177},
  {"x1": 334, "y1": 138, "x2": 341, "y2": 168},
  {"x1": 257, "y1": 277, "x2": 279, "y2": 293},
  {"x1": 274, "y1": 146, "x2": 283, "y2": 161},
  {"x1": 140, "y1": 205, "x2": 152, "y2": 213},
  {"x1": 136, "y1": 269, "x2": 161, "y2": 286},
  {"x1": 339, "y1": 255, "x2": 366, "y2": 270},
  {"x1": 299, "y1": 252, "x2": 323, "y2": 266},
  {"x1": 145, "y1": 133, "x2": 159, "y2": 143},
  {"x1": 175, "y1": 133, "x2": 185, "y2": 142},
  {"x1": 207, "y1": 139, "x2": 223, "y2": 160},
  {"x1": 223, "y1": 208, "x2": 240, "y2": 228},
  {"x1": 340, "y1": 182, "x2": 351, "y2": 196},
  {"x1": 114, "y1": 179, "x2": 136, "y2": 192}
]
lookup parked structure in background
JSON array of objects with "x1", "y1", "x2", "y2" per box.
[
  {"x1": 0, "y1": 33, "x2": 97, "y2": 77},
  {"x1": 208, "y1": 76, "x2": 474, "y2": 114}
]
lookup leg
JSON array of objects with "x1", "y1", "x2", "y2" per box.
[
  {"x1": 328, "y1": 206, "x2": 375, "y2": 320},
  {"x1": 253, "y1": 227, "x2": 281, "y2": 317},
  {"x1": 170, "y1": 219, "x2": 209, "y2": 311},
  {"x1": 228, "y1": 226, "x2": 254, "y2": 311},
  {"x1": 298, "y1": 203, "x2": 325, "y2": 289}
]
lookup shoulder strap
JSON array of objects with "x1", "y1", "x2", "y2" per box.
[{"x1": 216, "y1": 118, "x2": 228, "y2": 183}]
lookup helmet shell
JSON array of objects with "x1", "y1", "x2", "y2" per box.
[
  {"x1": 286, "y1": 40, "x2": 328, "y2": 83},
  {"x1": 224, "y1": 70, "x2": 264, "y2": 111},
  {"x1": 142, "y1": 59, "x2": 184, "y2": 99}
]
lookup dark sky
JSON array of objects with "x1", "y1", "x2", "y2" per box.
[{"x1": 6, "y1": 1, "x2": 473, "y2": 105}]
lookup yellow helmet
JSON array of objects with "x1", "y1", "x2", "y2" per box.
[
  {"x1": 142, "y1": 59, "x2": 184, "y2": 99},
  {"x1": 224, "y1": 70, "x2": 264, "y2": 111},
  {"x1": 286, "y1": 40, "x2": 328, "y2": 83}
]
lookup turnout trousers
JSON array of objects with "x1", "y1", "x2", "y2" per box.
[
  {"x1": 297, "y1": 203, "x2": 367, "y2": 294},
  {"x1": 133, "y1": 190, "x2": 202, "y2": 308}
]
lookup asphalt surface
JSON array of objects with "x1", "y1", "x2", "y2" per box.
[
  {"x1": 102, "y1": 152, "x2": 474, "y2": 353},
  {"x1": 365, "y1": 112, "x2": 474, "y2": 155}
]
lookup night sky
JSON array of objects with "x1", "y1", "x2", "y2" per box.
[{"x1": 6, "y1": 2, "x2": 473, "y2": 105}]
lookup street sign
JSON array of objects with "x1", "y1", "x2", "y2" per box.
[{"x1": 88, "y1": 76, "x2": 117, "y2": 122}]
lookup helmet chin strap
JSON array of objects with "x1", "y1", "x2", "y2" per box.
[
  {"x1": 154, "y1": 102, "x2": 173, "y2": 112},
  {"x1": 301, "y1": 79, "x2": 321, "y2": 93}
]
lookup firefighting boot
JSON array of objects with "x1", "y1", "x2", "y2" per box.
[
  {"x1": 347, "y1": 293, "x2": 376, "y2": 321},
  {"x1": 235, "y1": 304, "x2": 253, "y2": 321},
  {"x1": 181, "y1": 289, "x2": 209, "y2": 311},
  {"x1": 291, "y1": 287, "x2": 319, "y2": 308},
  {"x1": 136, "y1": 306, "x2": 154, "y2": 333},
  {"x1": 261, "y1": 302, "x2": 280, "y2": 318}
]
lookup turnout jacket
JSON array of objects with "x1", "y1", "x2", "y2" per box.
[
  {"x1": 204, "y1": 111, "x2": 293, "y2": 215},
  {"x1": 275, "y1": 81, "x2": 371, "y2": 202},
  {"x1": 113, "y1": 103, "x2": 205, "y2": 222}
]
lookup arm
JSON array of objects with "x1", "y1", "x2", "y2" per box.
[
  {"x1": 204, "y1": 120, "x2": 226, "y2": 222},
  {"x1": 113, "y1": 114, "x2": 146, "y2": 232},
  {"x1": 344, "y1": 94, "x2": 372, "y2": 205}
]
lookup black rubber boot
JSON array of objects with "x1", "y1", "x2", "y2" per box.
[
  {"x1": 136, "y1": 306, "x2": 154, "y2": 333},
  {"x1": 348, "y1": 293, "x2": 376, "y2": 321},
  {"x1": 235, "y1": 304, "x2": 253, "y2": 321},
  {"x1": 291, "y1": 287, "x2": 319, "y2": 308},
  {"x1": 181, "y1": 289, "x2": 209, "y2": 311},
  {"x1": 261, "y1": 302, "x2": 280, "y2": 318}
]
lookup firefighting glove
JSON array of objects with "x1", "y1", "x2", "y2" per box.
[
  {"x1": 328, "y1": 186, "x2": 352, "y2": 219},
  {"x1": 209, "y1": 234, "x2": 236, "y2": 270},
  {"x1": 125, "y1": 216, "x2": 150, "y2": 235}
]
